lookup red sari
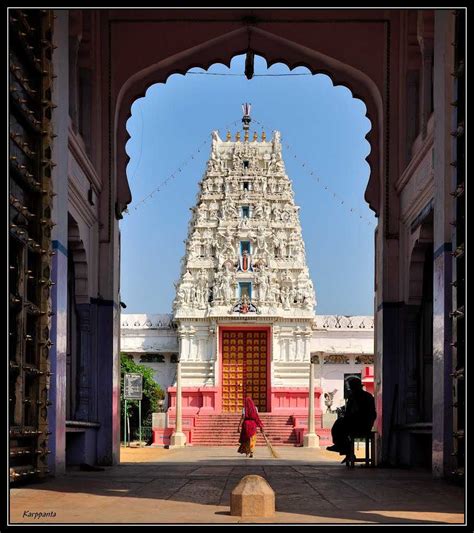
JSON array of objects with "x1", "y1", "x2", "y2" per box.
[{"x1": 238, "y1": 397, "x2": 264, "y2": 456}]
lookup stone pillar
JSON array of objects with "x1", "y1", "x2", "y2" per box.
[
  {"x1": 95, "y1": 299, "x2": 119, "y2": 465},
  {"x1": 209, "y1": 323, "x2": 217, "y2": 386},
  {"x1": 303, "y1": 352, "x2": 320, "y2": 448},
  {"x1": 49, "y1": 9, "x2": 69, "y2": 476},
  {"x1": 432, "y1": 10, "x2": 455, "y2": 478},
  {"x1": 170, "y1": 330, "x2": 186, "y2": 447}
]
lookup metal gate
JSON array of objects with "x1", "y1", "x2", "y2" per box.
[
  {"x1": 9, "y1": 9, "x2": 55, "y2": 483},
  {"x1": 450, "y1": 9, "x2": 465, "y2": 481}
]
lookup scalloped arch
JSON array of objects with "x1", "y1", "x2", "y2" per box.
[{"x1": 115, "y1": 26, "x2": 383, "y2": 215}]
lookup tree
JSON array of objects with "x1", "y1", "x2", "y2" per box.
[{"x1": 120, "y1": 353, "x2": 165, "y2": 440}]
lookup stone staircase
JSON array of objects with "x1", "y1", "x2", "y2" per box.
[
  {"x1": 190, "y1": 413, "x2": 333, "y2": 447},
  {"x1": 191, "y1": 414, "x2": 299, "y2": 446}
]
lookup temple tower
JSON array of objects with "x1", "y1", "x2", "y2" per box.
[{"x1": 172, "y1": 105, "x2": 316, "y2": 420}]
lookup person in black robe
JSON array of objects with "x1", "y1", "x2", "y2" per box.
[{"x1": 327, "y1": 377, "x2": 376, "y2": 458}]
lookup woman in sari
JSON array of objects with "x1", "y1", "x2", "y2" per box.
[{"x1": 237, "y1": 397, "x2": 264, "y2": 457}]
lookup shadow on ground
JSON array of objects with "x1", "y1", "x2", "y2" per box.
[{"x1": 10, "y1": 447, "x2": 465, "y2": 525}]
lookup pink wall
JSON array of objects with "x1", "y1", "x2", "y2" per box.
[
  {"x1": 271, "y1": 387, "x2": 323, "y2": 415},
  {"x1": 166, "y1": 386, "x2": 323, "y2": 416},
  {"x1": 167, "y1": 387, "x2": 220, "y2": 415},
  {"x1": 362, "y1": 365, "x2": 375, "y2": 395}
]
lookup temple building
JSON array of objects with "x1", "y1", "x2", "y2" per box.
[
  {"x1": 121, "y1": 109, "x2": 375, "y2": 446},
  {"x1": 121, "y1": 313, "x2": 375, "y2": 446}
]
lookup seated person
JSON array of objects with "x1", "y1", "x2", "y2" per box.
[{"x1": 327, "y1": 377, "x2": 376, "y2": 458}]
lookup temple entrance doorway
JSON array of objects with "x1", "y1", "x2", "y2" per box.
[{"x1": 220, "y1": 327, "x2": 270, "y2": 413}]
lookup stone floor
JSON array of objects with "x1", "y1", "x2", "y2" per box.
[{"x1": 10, "y1": 446, "x2": 465, "y2": 524}]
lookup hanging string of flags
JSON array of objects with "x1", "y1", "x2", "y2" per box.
[
  {"x1": 252, "y1": 118, "x2": 376, "y2": 227},
  {"x1": 282, "y1": 143, "x2": 376, "y2": 227},
  {"x1": 125, "y1": 136, "x2": 208, "y2": 213},
  {"x1": 125, "y1": 116, "x2": 376, "y2": 227},
  {"x1": 186, "y1": 71, "x2": 312, "y2": 77},
  {"x1": 125, "y1": 120, "x2": 240, "y2": 214}
]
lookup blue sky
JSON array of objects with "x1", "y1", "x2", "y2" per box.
[{"x1": 120, "y1": 54, "x2": 376, "y2": 316}]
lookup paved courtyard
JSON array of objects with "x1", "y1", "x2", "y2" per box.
[{"x1": 10, "y1": 446, "x2": 465, "y2": 524}]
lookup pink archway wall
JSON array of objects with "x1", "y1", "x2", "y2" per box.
[{"x1": 109, "y1": 11, "x2": 387, "y2": 217}]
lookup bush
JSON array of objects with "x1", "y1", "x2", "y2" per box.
[{"x1": 120, "y1": 353, "x2": 165, "y2": 440}]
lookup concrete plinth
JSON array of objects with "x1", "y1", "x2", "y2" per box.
[
  {"x1": 230, "y1": 475, "x2": 275, "y2": 518},
  {"x1": 168, "y1": 431, "x2": 186, "y2": 448},
  {"x1": 303, "y1": 433, "x2": 320, "y2": 448}
]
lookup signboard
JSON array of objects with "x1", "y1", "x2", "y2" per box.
[{"x1": 124, "y1": 373, "x2": 143, "y2": 400}]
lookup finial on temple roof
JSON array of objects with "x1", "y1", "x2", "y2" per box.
[{"x1": 242, "y1": 103, "x2": 252, "y2": 131}]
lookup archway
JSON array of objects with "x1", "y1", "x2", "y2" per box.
[
  {"x1": 113, "y1": 25, "x2": 384, "y2": 217},
  {"x1": 65, "y1": 214, "x2": 96, "y2": 465},
  {"x1": 106, "y1": 11, "x2": 396, "y2": 467},
  {"x1": 117, "y1": 45, "x2": 378, "y2": 454},
  {"x1": 396, "y1": 212, "x2": 434, "y2": 468}
]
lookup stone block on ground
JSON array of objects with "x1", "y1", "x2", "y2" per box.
[{"x1": 230, "y1": 475, "x2": 275, "y2": 518}]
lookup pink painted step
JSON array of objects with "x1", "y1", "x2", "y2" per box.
[
  {"x1": 191, "y1": 414, "x2": 300, "y2": 447},
  {"x1": 165, "y1": 414, "x2": 334, "y2": 447}
]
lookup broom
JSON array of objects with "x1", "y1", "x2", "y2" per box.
[{"x1": 261, "y1": 430, "x2": 280, "y2": 458}]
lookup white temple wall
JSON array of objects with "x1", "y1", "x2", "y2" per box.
[
  {"x1": 120, "y1": 314, "x2": 179, "y2": 403},
  {"x1": 316, "y1": 362, "x2": 372, "y2": 412},
  {"x1": 128, "y1": 355, "x2": 176, "y2": 405},
  {"x1": 272, "y1": 321, "x2": 312, "y2": 387},
  {"x1": 121, "y1": 314, "x2": 374, "y2": 409},
  {"x1": 310, "y1": 330, "x2": 374, "y2": 355},
  {"x1": 177, "y1": 321, "x2": 215, "y2": 386}
]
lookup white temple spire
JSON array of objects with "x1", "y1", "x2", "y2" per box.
[{"x1": 173, "y1": 121, "x2": 316, "y2": 320}]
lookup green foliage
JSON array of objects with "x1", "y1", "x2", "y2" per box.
[{"x1": 120, "y1": 353, "x2": 165, "y2": 438}]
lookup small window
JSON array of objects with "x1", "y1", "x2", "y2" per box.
[
  {"x1": 171, "y1": 354, "x2": 179, "y2": 363},
  {"x1": 241, "y1": 206, "x2": 250, "y2": 218},
  {"x1": 243, "y1": 161, "x2": 249, "y2": 169},
  {"x1": 240, "y1": 241, "x2": 251, "y2": 254},
  {"x1": 239, "y1": 282, "x2": 252, "y2": 299},
  {"x1": 140, "y1": 354, "x2": 165, "y2": 363},
  {"x1": 243, "y1": 181, "x2": 250, "y2": 191}
]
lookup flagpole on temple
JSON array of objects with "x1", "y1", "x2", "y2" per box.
[{"x1": 242, "y1": 103, "x2": 251, "y2": 142}]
